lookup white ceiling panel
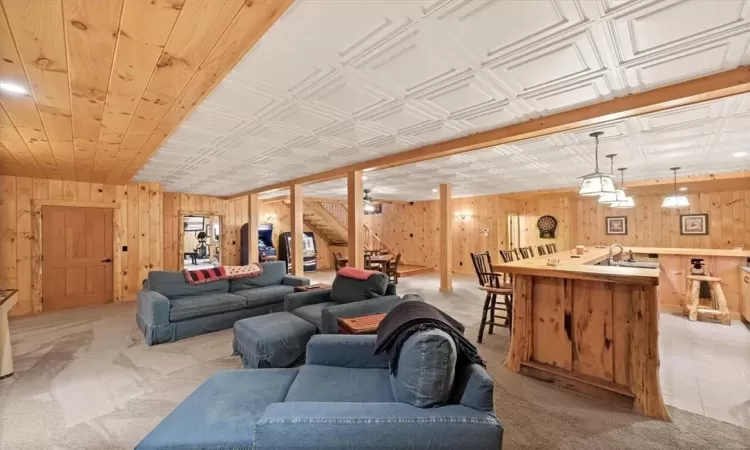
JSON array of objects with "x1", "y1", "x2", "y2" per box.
[{"x1": 134, "y1": 0, "x2": 750, "y2": 197}]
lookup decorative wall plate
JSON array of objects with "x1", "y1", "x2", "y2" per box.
[{"x1": 537, "y1": 215, "x2": 557, "y2": 238}]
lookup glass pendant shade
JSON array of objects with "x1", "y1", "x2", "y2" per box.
[
  {"x1": 598, "y1": 188, "x2": 627, "y2": 204},
  {"x1": 662, "y1": 195, "x2": 689, "y2": 208},
  {"x1": 611, "y1": 196, "x2": 635, "y2": 208},
  {"x1": 579, "y1": 173, "x2": 616, "y2": 196},
  {"x1": 662, "y1": 167, "x2": 689, "y2": 208}
]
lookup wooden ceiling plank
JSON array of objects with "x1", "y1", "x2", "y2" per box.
[
  {"x1": 115, "y1": 0, "x2": 295, "y2": 184},
  {"x1": 0, "y1": 4, "x2": 56, "y2": 179},
  {"x1": 227, "y1": 66, "x2": 750, "y2": 198},
  {"x1": 105, "y1": 0, "x2": 248, "y2": 183},
  {"x1": 90, "y1": 0, "x2": 185, "y2": 183},
  {"x1": 62, "y1": 0, "x2": 124, "y2": 181},
  {"x1": 0, "y1": 142, "x2": 29, "y2": 177},
  {"x1": 2, "y1": 0, "x2": 76, "y2": 179},
  {"x1": 0, "y1": 105, "x2": 46, "y2": 178}
]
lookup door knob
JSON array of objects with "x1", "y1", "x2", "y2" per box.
[{"x1": 101, "y1": 258, "x2": 112, "y2": 263}]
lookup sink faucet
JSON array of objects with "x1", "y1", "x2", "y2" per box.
[{"x1": 609, "y1": 244, "x2": 624, "y2": 265}]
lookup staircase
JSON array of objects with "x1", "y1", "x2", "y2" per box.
[{"x1": 291, "y1": 199, "x2": 430, "y2": 277}]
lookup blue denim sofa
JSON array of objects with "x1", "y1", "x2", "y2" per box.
[
  {"x1": 136, "y1": 261, "x2": 309, "y2": 345},
  {"x1": 285, "y1": 269, "x2": 400, "y2": 333},
  {"x1": 137, "y1": 334, "x2": 503, "y2": 449}
]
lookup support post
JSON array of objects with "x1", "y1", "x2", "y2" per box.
[
  {"x1": 290, "y1": 184, "x2": 304, "y2": 276},
  {"x1": 247, "y1": 193, "x2": 259, "y2": 264},
  {"x1": 347, "y1": 171, "x2": 364, "y2": 269},
  {"x1": 439, "y1": 183, "x2": 452, "y2": 292}
]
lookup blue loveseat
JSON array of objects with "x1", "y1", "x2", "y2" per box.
[
  {"x1": 136, "y1": 261, "x2": 309, "y2": 345},
  {"x1": 137, "y1": 334, "x2": 503, "y2": 449}
]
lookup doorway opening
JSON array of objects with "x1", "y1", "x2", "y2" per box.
[{"x1": 183, "y1": 214, "x2": 221, "y2": 270}]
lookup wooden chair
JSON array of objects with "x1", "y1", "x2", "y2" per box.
[
  {"x1": 470, "y1": 252, "x2": 513, "y2": 343},
  {"x1": 519, "y1": 247, "x2": 534, "y2": 259},
  {"x1": 333, "y1": 252, "x2": 346, "y2": 271},
  {"x1": 385, "y1": 253, "x2": 402, "y2": 285},
  {"x1": 546, "y1": 243, "x2": 557, "y2": 254},
  {"x1": 537, "y1": 245, "x2": 547, "y2": 256},
  {"x1": 499, "y1": 250, "x2": 516, "y2": 263},
  {"x1": 511, "y1": 248, "x2": 522, "y2": 260}
]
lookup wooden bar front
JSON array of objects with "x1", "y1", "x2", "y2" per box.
[{"x1": 505, "y1": 272, "x2": 670, "y2": 421}]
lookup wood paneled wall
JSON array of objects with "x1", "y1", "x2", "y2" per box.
[
  {"x1": 364, "y1": 187, "x2": 750, "y2": 275},
  {"x1": 573, "y1": 191, "x2": 750, "y2": 249},
  {"x1": 1, "y1": 175, "x2": 162, "y2": 316}
]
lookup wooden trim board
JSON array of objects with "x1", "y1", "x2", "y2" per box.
[{"x1": 32, "y1": 200, "x2": 121, "y2": 209}]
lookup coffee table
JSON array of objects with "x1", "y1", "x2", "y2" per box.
[
  {"x1": 338, "y1": 313, "x2": 387, "y2": 335},
  {"x1": 294, "y1": 283, "x2": 331, "y2": 293}
]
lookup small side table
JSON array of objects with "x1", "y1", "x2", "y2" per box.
[
  {"x1": 294, "y1": 283, "x2": 331, "y2": 293},
  {"x1": 0, "y1": 289, "x2": 19, "y2": 379},
  {"x1": 338, "y1": 313, "x2": 387, "y2": 335},
  {"x1": 685, "y1": 275, "x2": 730, "y2": 325}
]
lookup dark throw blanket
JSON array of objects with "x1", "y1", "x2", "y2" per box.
[{"x1": 374, "y1": 300, "x2": 486, "y2": 374}]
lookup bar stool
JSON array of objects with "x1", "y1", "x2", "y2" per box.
[
  {"x1": 537, "y1": 245, "x2": 547, "y2": 256},
  {"x1": 546, "y1": 243, "x2": 557, "y2": 254},
  {"x1": 685, "y1": 275, "x2": 730, "y2": 325}
]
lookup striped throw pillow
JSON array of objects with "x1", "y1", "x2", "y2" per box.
[{"x1": 184, "y1": 267, "x2": 227, "y2": 285}]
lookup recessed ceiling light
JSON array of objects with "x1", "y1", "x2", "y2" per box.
[
  {"x1": 362, "y1": 176, "x2": 368, "y2": 180},
  {"x1": 679, "y1": 187, "x2": 688, "y2": 192},
  {"x1": 432, "y1": 188, "x2": 438, "y2": 193},
  {"x1": 733, "y1": 151, "x2": 747, "y2": 157},
  {"x1": 0, "y1": 81, "x2": 27, "y2": 94}
]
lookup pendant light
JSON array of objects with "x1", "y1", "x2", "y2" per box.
[
  {"x1": 611, "y1": 168, "x2": 635, "y2": 208},
  {"x1": 598, "y1": 154, "x2": 627, "y2": 204},
  {"x1": 578, "y1": 131, "x2": 616, "y2": 196},
  {"x1": 662, "y1": 167, "x2": 689, "y2": 208}
]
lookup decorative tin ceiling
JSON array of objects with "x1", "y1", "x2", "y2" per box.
[{"x1": 133, "y1": 0, "x2": 750, "y2": 198}]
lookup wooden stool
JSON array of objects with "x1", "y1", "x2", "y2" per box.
[{"x1": 685, "y1": 275, "x2": 730, "y2": 325}]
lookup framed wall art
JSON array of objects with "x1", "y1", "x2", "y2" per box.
[
  {"x1": 680, "y1": 214, "x2": 708, "y2": 235},
  {"x1": 606, "y1": 216, "x2": 627, "y2": 235}
]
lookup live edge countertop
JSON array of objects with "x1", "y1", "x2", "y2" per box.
[{"x1": 493, "y1": 246, "x2": 750, "y2": 286}]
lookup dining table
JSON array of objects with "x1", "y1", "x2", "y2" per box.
[{"x1": 339, "y1": 254, "x2": 392, "y2": 271}]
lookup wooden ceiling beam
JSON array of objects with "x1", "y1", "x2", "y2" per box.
[{"x1": 228, "y1": 66, "x2": 750, "y2": 199}]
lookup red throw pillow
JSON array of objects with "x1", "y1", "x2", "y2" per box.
[{"x1": 184, "y1": 267, "x2": 227, "y2": 285}]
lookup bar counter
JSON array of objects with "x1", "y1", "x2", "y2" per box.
[
  {"x1": 493, "y1": 246, "x2": 750, "y2": 421},
  {"x1": 494, "y1": 248, "x2": 667, "y2": 420}
]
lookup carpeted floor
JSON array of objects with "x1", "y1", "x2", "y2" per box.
[{"x1": 1, "y1": 272, "x2": 749, "y2": 449}]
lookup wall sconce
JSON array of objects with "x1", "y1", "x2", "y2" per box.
[{"x1": 454, "y1": 212, "x2": 472, "y2": 220}]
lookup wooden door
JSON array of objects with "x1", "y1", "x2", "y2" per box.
[{"x1": 42, "y1": 207, "x2": 113, "y2": 311}]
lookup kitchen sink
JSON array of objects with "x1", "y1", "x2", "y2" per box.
[{"x1": 595, "y1": 259, "x2": 659, "y2": 269}]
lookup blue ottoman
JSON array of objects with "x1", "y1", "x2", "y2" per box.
[{"x1": 233, "y1": 312, "x2": 316, "y2": 368}]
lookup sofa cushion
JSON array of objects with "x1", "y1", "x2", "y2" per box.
[
  {"x1": 389, "y1": 328, "x2": 457, "y2": 408},
  {"x1": 169, "y1": 292, "x2": 245, "y2": 322},
  {"x1": 233, "y1": 285, "x2": 295, "y2": 308},
  {"x1": 292, "y1": 302, "x2": 336, "y2": 332},
  {"x1": 285, "y1": 365, "x2": 394, "y2": 403},
  {"x1": 229, "y1": 261, "x2": 286, "y2": 291},
  {"x1": 148, "y1": 270, "x2": 228, "y2": 298},
  {"x1": 136, "y1": 369, "x2": 298, "y2": 450},
  {"x1": 330, "y1": 271, "x2": 388, "y2": 304}
]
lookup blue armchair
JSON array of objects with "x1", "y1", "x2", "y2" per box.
[
  {"x1": 137, "y1": 334, "x2": 503, "y2": 449},
  {"x1": 285, "y1": 270, "x2": 401, "y2": 333}
]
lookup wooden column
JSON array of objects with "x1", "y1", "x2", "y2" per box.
[
  {"x1": 290, "y1": 184, "x2": 304, "y2": 276},
  {"x1": 439, "y1": 183, "x2": 452, "y2": 292},
  {"x1": 247, "y1": 193, "x2": 259, "y2": 264},
  {"x1": 347, "y1": 171, "x2": 364, "y2": 269}
]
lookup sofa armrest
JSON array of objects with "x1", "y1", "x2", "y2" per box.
[
  {"x1": 320, "y1": 295, "x2": 403, "y2": 334},
  {"x1": 254, "y1": 402, "x2": 503, "y2": 450},
  {"x1": 284, "y1": 288, "x2": 332, "y2": 312},
  {"x1": 282, "y1": 275, "x2": 310, "y2": 287},
  {"x1": 305, "y1": 334, "x2": 387, "y2": 368},
  {"x1": 137, "y1": 289, "x2": 170, "y2": 326}
]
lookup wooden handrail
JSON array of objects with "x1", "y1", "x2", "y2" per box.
[{"x1": 315, "y1": 200, "x2": 392, "y2": 254}]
